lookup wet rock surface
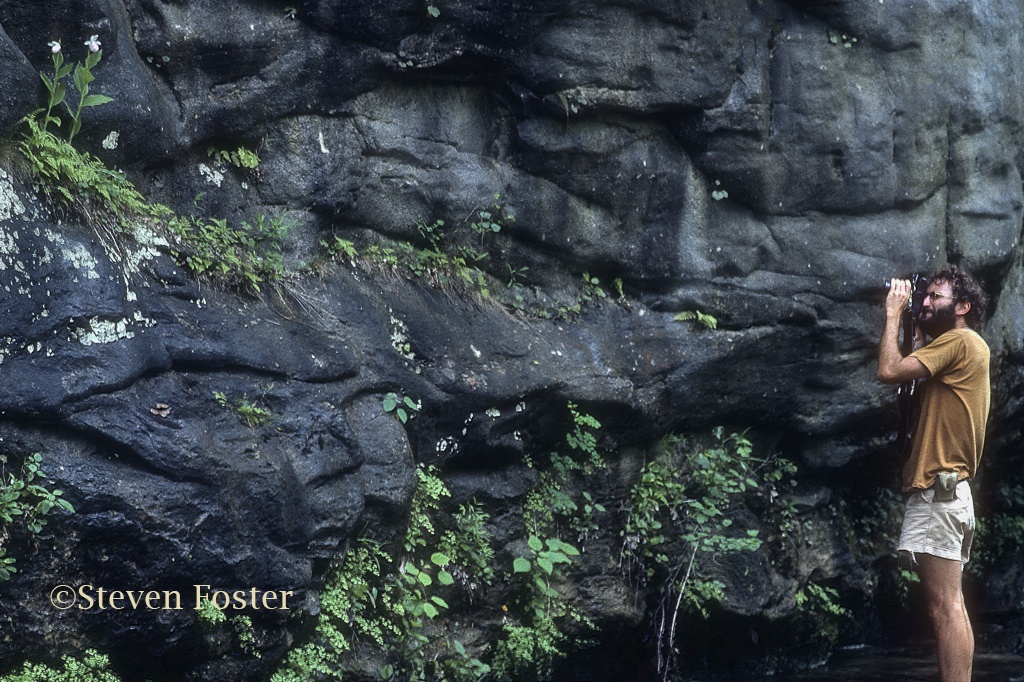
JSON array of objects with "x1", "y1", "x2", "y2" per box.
[{"x1": 0, "y1": 0, "x2": 1023, "y2": 679}]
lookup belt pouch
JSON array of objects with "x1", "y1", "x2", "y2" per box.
[{"x1": 934, "y1": 472, "x2": 958, "y2": 502}]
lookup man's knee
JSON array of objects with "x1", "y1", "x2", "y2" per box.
[{"x1": 917, "y1": 554, "x2": 967, "y2": 617}]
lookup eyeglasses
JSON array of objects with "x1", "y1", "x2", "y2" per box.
[{"x1": 923, "y1": 291, "x2": 956, "y2": 303}]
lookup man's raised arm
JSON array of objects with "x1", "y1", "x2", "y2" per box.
[{"x1": 877, "y1": 278, "x2": 929, "y2": 384}]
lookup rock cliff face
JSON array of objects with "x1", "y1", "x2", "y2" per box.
[{"x1": 1, "y1": 0, "x2": 1023, "y2": 679}]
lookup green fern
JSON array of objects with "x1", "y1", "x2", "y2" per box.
[
  {"x1": 673, "y1": 309, "x2": 718, "y2": 330},
  {"x1": 0, "y1": 649, "x2": 121, "y2": 681},
  {"x1": 19, "y1": 115, "x2": 169, "y2": 224},
  {"x1": 207, "y1": 145, "x2": 260, "y2": 170}
]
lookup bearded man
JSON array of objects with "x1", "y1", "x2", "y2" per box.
[{"x1": 877, "y1": 264, "x2": 990, "y2": 682}]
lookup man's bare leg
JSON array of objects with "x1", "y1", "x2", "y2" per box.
[{"x1": 917, "y1": 553, "x2": 974, "y2": 682}]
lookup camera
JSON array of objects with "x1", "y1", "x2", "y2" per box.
[{"x1": 885, "y1": 273, "x2": 929, "y2": 315}]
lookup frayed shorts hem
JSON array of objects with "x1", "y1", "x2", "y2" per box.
[{"x1": 896, "y1": 546, "x2": 967, "y2": 571}]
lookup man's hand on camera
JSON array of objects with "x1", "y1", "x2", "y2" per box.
[
  {"x1": 878, "y1": 277, "x2": 929, "y2": 384},
  {"x1": 886, "y1": 278, "x2": 911, "y2": 318}
]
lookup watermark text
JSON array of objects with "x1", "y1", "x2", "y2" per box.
[{"x1": 49, "y1": 584, "x2": 294, "y2": 612}]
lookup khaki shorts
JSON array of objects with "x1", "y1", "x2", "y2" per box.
[{"x1": 897, "y1": 479, "x2": 975, "y2": 567}]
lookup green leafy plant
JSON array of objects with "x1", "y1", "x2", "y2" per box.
[
  {"x1": 207, "y1": 145, "x2": 261, "y2": 170},
  {"x1": 168, "y1": 209, "x2": 289, "y2": 294},
  {"x1": 399, "y1": 552, "x2": 454, "y2": 620},
  {"x1": 196, "y1": 595, "x2": 227, "y2": 627},
  {"x1": 620, "y1": 429, "x2": 796, "y2": 680},
  {"x1": 272, "y1": 538, "x2": 396, "y2": 681},
  {"x1": 494, "y1": 404, "x2": 606, "y2": 678},
  {"x1": 796, "y1": 581, "x2": 847, "y2": 617},
  {"x1": 383, "y1": 392, "x2": 420, "y2": 425},
  {"x1": 442, "y1": 639, "x2": 491, "y2": 682},
  {"x1": 21, "y1": 106, "x2": 286, "y2": 296},
  {"x1": 321, "y1": 236, "x2": 359, "y2": 264},
  {"x1": 468, "y1": 195, "x2": 514, "y2": 244},
  {"x1": 547, "y1": 270, "x2": 635, "y2": 320},
  {"x1": 970, "y1": 512, "x2": 1024, "y2": 579},
  {"x1": 198, "y1": 596, "x2": 262, "y2": 658},
  {"x1": 437, "y1": 500, "x2": 496, "y2": 597},
  {"x1": 237, "y1": 400, "x2": 273, "y2": 427},
  {"x1": 24, "y1": 44, "x2": 290, "y2": 294},
  {"x1": 554, "y1": 89, "x2": 590, "y2": 118},
  {"x1": 19, "y1": 35, "x2": 302, "y2": 303},
  {"x1": 494, "y1": 531, "x2": 590, "y2": 681},
  {"x1": 263, "y1": 403, "x2": 795, "y2": 682},
  {"x1": 38, "y1": 36, "x2": 113, "y2": 143},
  {"x1": 674, "y1": 309, "x2": 718, "y2": 329},
  {"x1": 968, "y1": 484, "x2": 1024, "y2": 579},
  {"x1": 0, "y1": 547, "x2": 16, "y2": 582},
  {"x1": 506, "y1": 263, "x2": 529, "y2": 289},
  {"x1": 19, "y1": 103, "x2": 288, "y2": 299},
  {"x1": 319, "y1": 198, "x2": 615, "y2": 318},
  {"x1": 513, "y1": 535, "x2": 579, "y2": 585},
  {"x1": 523, "y1": 402, "x2": 607, "y2": 538},
  {"x1": 1, "y1": 453, "x2": 75, "y2": 534},
  {"x1": 272, "y1": 466, "x2": 490, "y2": 682},
  {"x1": 339, "y1": 197, "x2": 517, "y2": 301},
  {"x1": 580, "y1": 272, "x2": 607, "y2": 302},
  {"x1": 0, "y1": 649, "x2": 121, "y2": 682},
  {"x1": 356, "y1": 219, "x2": 496, "y2": 298},
  {"x1": 792, "y1": 580, "x2": 849, "y2": 658},
  {"x1": 408, "y1": 220, "x2": 456, "y2": 277},
  {"x1": 19, "y1": 115, "x2": 170, "y2": 224},
  {"x1": 233, "y1": 615, "x2": 262, "y2": 658},
  {"x1": 404, "y1": 466, "x2": 450, "y2": 554},
  {"x1": 23, "y1": 42, "x2": 168, "y2": 258},
  {"x1": 1, "y1": 452, "x2": 75, "y2": 582},
  {"x1": 829, "y1": 32, "x2": 858, "y2": 48},
  {"x1": 363, "y1": 244, "x2": 400, "y2": 268},
  {"x1": 897, "y1": 568, "x2": 920, "y2": 603},
  {"x1": 214, "y1": 391, "x2": 274, "y2": 428},
  {"x1": 565, "y1": 403, "x2": 603, "y2": 470},
  {"x1": 844, "y1": 486, "x2": 903, "y2": 555}
]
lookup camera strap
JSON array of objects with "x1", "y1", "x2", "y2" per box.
[{"x1": 895, "y1": 311, "x2": 922, "y2": 457}]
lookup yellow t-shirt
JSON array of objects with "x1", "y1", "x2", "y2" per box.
[{"x1": 904, "y1": 328, "x2": 990, "y2": 492}]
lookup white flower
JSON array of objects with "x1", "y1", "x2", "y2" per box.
[
  {"x1": 84, "y1": 35, "x2": 101, "y2": 53},
  {"x1": 48, "y1": 41, "x2": 61, "y2": 54}
]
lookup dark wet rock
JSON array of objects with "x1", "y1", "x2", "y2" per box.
[{"x1": 0, "y1": 0, "x2": 1023, "y2": 679}]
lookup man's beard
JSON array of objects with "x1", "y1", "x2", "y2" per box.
[{"x1": 918, "y1": 302, "x2": 957, "y2": 338}]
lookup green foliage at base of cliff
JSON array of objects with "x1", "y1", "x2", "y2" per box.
[
  {"x1": 268, "y1": 406, "x2": 799, "y2": 682},
  {"x1": 0, "y1": 649, "x2": 119, "y2": 682},
  {"x1": 271, "y1": 464, "x2": 493, "y2": 682},
  {"x1": 620, "y1": 428, "x2": 798, "y2": 679},
  {"x1": 0, "y1": 405, "x2": 811, "y2": 681}
]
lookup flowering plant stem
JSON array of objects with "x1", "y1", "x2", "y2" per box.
[
  {"x1": 38, "y1": 36, "x2": 113, "y2": 143},
  {"x1": 39, "y1": 48, "x2": 73, "y2": 132}
]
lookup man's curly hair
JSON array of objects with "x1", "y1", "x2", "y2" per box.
[{"x1": 929, "y1": 263, "x2": 989, "y2": 330}]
